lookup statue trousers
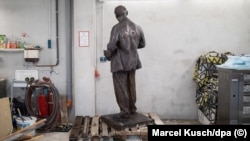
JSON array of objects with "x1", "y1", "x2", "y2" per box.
[{"x1": 112, "y1": 70, "x2": 137, "y2": 114}]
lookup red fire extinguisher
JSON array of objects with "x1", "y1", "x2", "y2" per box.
[{"x1": 38, "y1": 93, "x2": 48, "y2": 117}]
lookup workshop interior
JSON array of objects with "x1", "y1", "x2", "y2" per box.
[{"x1": 0, "y1": 0, "x2": 250, "y2": 140}]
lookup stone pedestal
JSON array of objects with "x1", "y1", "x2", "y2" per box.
[{"x1": 101, "y1": 112, "x2": 154, "y2": 131}]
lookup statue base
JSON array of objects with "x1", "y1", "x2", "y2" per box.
[{"x1": 100, "y1": 112, "x2": 154, "y2": 131}]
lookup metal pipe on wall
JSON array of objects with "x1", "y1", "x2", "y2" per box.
[
  {"x1": 34, "y1": 0, "x2": 59, "y2": 68},
  {"x1": 66, "y1": 0, "x2": 73, "y2": 108},
  {"x1": 33, "y1": 0, "x2": 73, "y2": 108}
]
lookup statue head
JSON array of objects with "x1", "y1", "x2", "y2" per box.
[{"x1": 114, "y1": 5, "x2": 128, "y2": 21}]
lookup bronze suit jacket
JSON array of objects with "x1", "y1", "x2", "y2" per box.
[{"x1": 104, "y1": 18, "x2": 146, "y2": 73}]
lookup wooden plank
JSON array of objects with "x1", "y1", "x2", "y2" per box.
[
  {"x1": 139, "y1": 126, "x2": 148, "y2": 133},
  {"x1": 138, "y1": 123, "x2": 148, "y2": 140},
  {"x1": 138, "y1": 127, "x2": 148, "y2": 141},
  {"x1": 115, "y1": 130, "x2": 147, "y2": 136},
  {"x1": 100, "y1": 120, "x2": 109, "y2": 137},
  {"x1": 112, "y1": 123, "x2": 148, "y2": 136},
  {"x1": 70, "y1": 116, "x2": 98, "y2": 141},
  {"x1": 149, "y1": 113, "x2": 164, "y2": 125},
  {"x1": 114, "y1": 128, "x2": 121, "y2": 136},
  {"x1": 69, "y1": 116, "x2": 84, "y2": 141},
  {"x1": 82, "y1": 116, "x2": 90, "y2": 138},
  {"x1": 142, "y1": 113, "x2": 150, "y2": 117},
  {"x1": 109, "y1": 127, "x2": 115, "y2": 136},
  {"x1": 0, "y1": 97, "x2": 12, "y2": 139},
  {"x1": 69, "y1": 128, "x2": 82, "y2": 141},
  {"x1": 60, "y1": 95, "x2": 69, "y2": 123},
  {"x1": 130, "y1": 127, "x2": 138, "y2": 132},
  {"x1": 90, "y1": 116, "x2": 100, "y2": 137},
  {"x1": 73, "y1": 116, "x2": 83, "y2": 128}
]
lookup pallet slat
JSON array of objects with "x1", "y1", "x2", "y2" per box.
[
  {"x1": 73, "y1": 116, "x2": 83, "y2": 128},
  {"x1": 109, "y1": 127, "x2": 115, "y2": 136},
  {"x1": 82, "y1": 116, "x2": 90, "y2": 138},
  {"x1": 91, "y1": 116, "x2": 100, "y2": 137},
  {"x1": 149, "y1": 112, "x2": 164, "y2": 125},
  {"x1": 101, "y1": 120, "x2": 109, "y2": 137},
  {"x1": 69, "y1": 128, "x2": 82, "y2": 141}
]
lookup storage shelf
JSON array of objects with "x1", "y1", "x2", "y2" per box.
[
  {"x1": 0, "y1": 48, "x2": 24, "y2": 52},
  {"x1": 10, "y1": 80, "x2": 28, "y2": 114}
]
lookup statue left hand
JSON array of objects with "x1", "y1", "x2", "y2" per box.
[{"x1": 104, "y1": 50, "x2": 111, "y2": 61}]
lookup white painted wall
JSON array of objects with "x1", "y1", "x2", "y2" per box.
[
  {"x1": 93, "y1": 0, "x2": 250, "y2": 119},
  {"x1": 0, "y1": 0, "x2": 68, "y2": 89},
  {"x1": 0, "y1": 0, "x2": 249, "y2": 121},
  {"x1": 0, "y1": 0, "x2": 74, "y2": 120},
  {"x1": 73, "y1": 0, "x2": 96, "y2": 116}
]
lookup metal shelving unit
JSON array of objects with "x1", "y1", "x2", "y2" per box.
[{"x1": 10, "y1": 80, "x2": 27, "y2": 113}]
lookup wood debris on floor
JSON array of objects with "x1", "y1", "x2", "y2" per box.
[
  {"x1": 69, "y1": 112, "x2": 164, "y2": 141},
  {"x1": 0, "y1": 119, "x2": 47, "y2": 141}
]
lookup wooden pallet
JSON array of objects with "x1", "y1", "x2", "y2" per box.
[{"x1": 69, "y1": 113, "x2": 164, "y2": 141}]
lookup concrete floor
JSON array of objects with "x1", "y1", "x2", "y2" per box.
[
  {"x1": 36, "y1": 132, "x2": 70, "y2": 141},
  {"x1": 35, "y1": 119, "x2": 201, "y2": 141}
]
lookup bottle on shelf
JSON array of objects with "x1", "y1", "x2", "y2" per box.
[
  {"x1": 7, "y1": 40, "x2": 11, "y2": 49},
  {"x1": 15, "y1": 39, "x2": 20, "y2": 48},
  {"x1": 10, "y1": 41, "x2": 16, "y2": 48}
]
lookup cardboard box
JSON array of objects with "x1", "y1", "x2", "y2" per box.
[{"x1": 0, "y1": 97, "x2": 13, "y2": 138}]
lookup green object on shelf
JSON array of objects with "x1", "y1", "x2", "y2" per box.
[{"x1": 0, "y1": 35, "x2": 6, "y2": 43}]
